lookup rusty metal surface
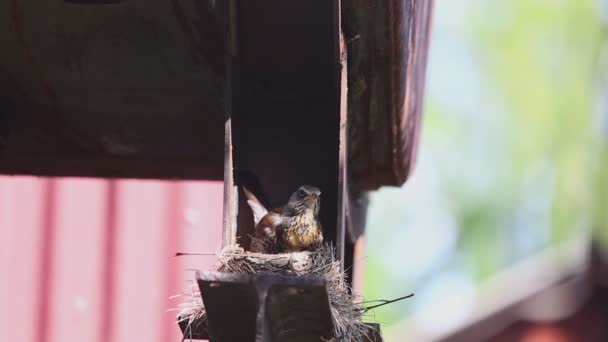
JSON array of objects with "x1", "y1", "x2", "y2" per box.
[
  {"x1": 0, "y1": 176, "x2": 224, "y2": 342},
  {"x1": 194, "y1": 271, "x2": 334, "y2": 342},
  {"x1": 343, "y1": 0, "x2": 434, "y2": 192},
  {"x1": 0, "y1": 0, "x2": 225, "y2": 179}
]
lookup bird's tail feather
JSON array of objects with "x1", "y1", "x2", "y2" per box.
[{"x1": 242, "y1": 186, "x2": 268, "y2": 226}]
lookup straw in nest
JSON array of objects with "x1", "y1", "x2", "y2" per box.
[{"x1": 176, "y1": 244, "x2": 374, "y2": 341}]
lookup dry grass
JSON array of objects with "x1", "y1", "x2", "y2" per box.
[{"x1": 176, "y1": 244, "x2": 372, "y2": 341}]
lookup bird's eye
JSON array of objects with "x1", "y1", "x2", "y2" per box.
[{"x1": 297, "y1": 189, "x2": 306, "y2": 197}]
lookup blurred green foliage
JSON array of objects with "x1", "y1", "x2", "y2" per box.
[
  {"x1": 363, "y1": 0, "x2": 607, "y2": 336},
  {"x1": 471, "y1": 0, "x2": 602, "y2": 243}
]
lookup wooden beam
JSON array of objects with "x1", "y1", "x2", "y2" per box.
[
  {"x1": 0, "y1": 1, "x2": 226, "y2": 179},
  {"x1": 340, "y1": 0, "x2": 434, "y2": 289},
  {"x1": 343, "y1": 0, "x2": 434, "y2": 193},
  {"x1": 336, "y1": 0, "x2": 348, "y2": 266}
]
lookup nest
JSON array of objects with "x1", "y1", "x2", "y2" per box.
[{"x1": 176, "y1": 244, "x2": 373, "y2": 341}]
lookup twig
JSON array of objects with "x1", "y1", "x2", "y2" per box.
[
  {"x1": 175, "y1": 252, "x2": 217, "y2": 257},
  {"x1": 361, "y1": 293, "x2": 414, "y2": 313}
]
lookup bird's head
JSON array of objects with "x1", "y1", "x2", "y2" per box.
[{"x1": 285, "y1": 185, "x2": 321, "y2": 215}]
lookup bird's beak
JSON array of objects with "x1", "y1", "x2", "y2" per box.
[{"x1": 307, "y1": 194, "x2": 318, "y2": 201}]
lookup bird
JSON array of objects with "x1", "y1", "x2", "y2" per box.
[{"x1": 244, "y1": 185, "x2": 324, "y2": 254}]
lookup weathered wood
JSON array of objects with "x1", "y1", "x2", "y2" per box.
[
  {"x1": 196, "y1": 271, "x2": 334, "y2": 342},
  {"x1": 343, "y1": 0, "x2": 433, "y2": 193},
  {"x1": 0, "y1": 0, "x2": 431, "y2": 185},
  {"x1": 222, "y1": 0, "x2": 238, "y2": 247},
  {"x1": 223, "y1": 118, "x2": 237, "y2": 247},
  {"x1": 0, "y1": 0, "x2": 225, "y2": 179},
  {"x1": 341, "y1": 0, "x2": 434, "y2": 292},
  {"x1": 336, "y1": 0, "x2": 349, "y2": 267}
]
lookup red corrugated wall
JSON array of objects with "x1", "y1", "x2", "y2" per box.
[{"x1": 0, "y1": 176, "x2": 223, "y2": 342}]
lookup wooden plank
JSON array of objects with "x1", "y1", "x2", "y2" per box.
[
  {"x1": 222, "y1": 118, "x2": 236, "y2": 247},
  {"x1": 342, "y1": 0, "x2": 433, "y2": 192},
  {"x1": 195, "y1": 272, "x2": 333, "y2": 342},
  {"x1": 221, "y1": 0, "x2": 237, "y2": 249},
  {"x1": 341, "y1": 0, "x2": 434, "y2": 286},
  {"x1": 336, "y1": 0, "x2": 348, "y2": 267},
  {"x1": 0, "y1": 0, "x2": 224, "y2": 179}
]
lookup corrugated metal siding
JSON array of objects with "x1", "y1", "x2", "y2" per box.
[{"x1": 0, "y1": 176, "x2": 223, "y2": 342}]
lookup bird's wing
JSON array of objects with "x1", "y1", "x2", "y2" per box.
[
  {"x1": 255, "y1": 212, "x2": 281, "y2": 238},
  {"x1": 243, "y1": 186, "x2": 268, "y2": 226}
]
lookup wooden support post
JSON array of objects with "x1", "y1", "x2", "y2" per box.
[
  {"x1": 336, "y1": 0, "x2": 348, "y2": 268},
  {"x1": 221, "y1": 0, "x2": 239, "y2": 248},
  {"x1": 342, "y1": 0, "x2": 435, "y2": 288},
  {"x1": 222, "y1": 118, "x2": 236, "y2": 247}
]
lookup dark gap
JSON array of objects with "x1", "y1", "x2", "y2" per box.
[
  {"x1": 231, "y1": 0, "x2": 341, "y2": 250},
  {"x1": 63, "y1": 0, "x2": 124, "y2": 4}
]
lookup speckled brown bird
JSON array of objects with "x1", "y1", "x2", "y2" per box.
[{"x1": 244, "y1": 185, "x2": 324, "y2": 254}]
